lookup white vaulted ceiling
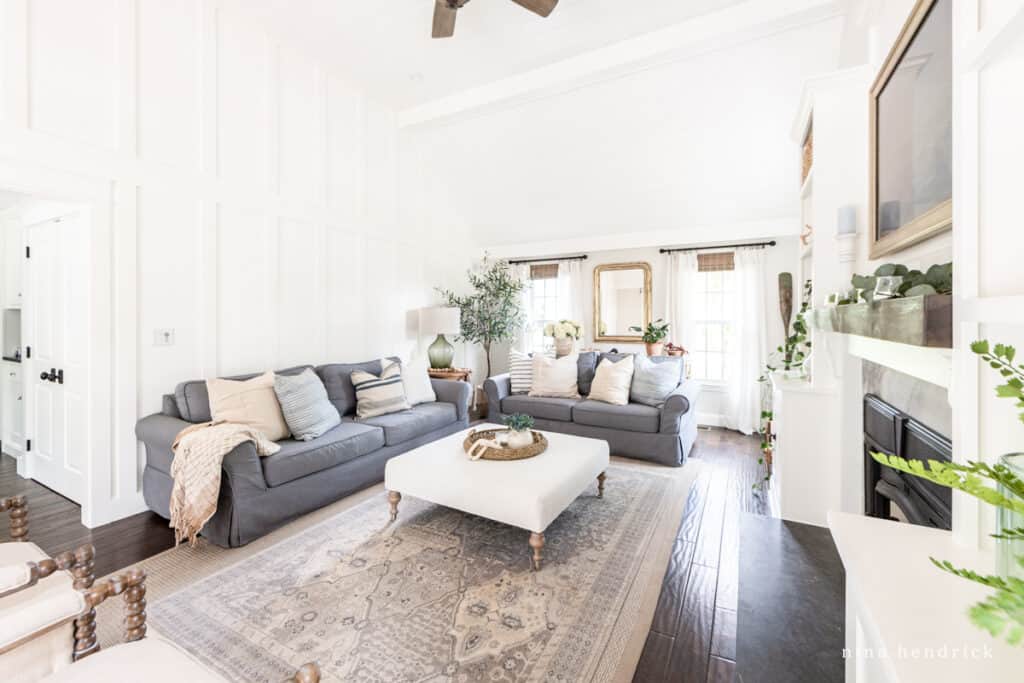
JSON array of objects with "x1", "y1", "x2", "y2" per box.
[{"x1": 219, "y1": 0, "x2": 748, "y2": 107}]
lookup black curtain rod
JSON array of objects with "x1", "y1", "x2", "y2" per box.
[
  {"x1": 659, "y1": 240, "x2": 776, "y2": 254},
  {"x1": 506, "y1": 254, "x2": 589, "y2": 265}
]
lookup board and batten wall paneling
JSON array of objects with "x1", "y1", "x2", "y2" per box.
[{"x1": 0, "y1": 0, "x2": 472, "y2": 526}]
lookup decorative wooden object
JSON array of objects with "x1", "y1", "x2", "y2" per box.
[
  {"x1": 387, "y1": 491, "x2": 401, "y2": 523},
  {"x1": 529, "y1": 532, "x2": 545, "y2": 571},
  {"x1": 462, "y1": 428, "x2": 549, "y2": 461},
  {"x1": 801, "y1": 123, "x2": 813, "y2": 183},
  {"x1": 76, "y1": 568, "x2": 147, "y2": 659},
  {"x1": 288, "y1": 663, "x2": 322, "y2": 683},
  {"x1": 808, "y1": 294, "x2": 952, "y2": 348},
  {"x1": 597, "y1": 472, "x2": 607, "y2": 498},
  {"x1": 71, "y1": 544, "x2": 98, "y2": 659},
  {"x1": 1, "y1": 495, "x2": 28, "y2": 541},
  {"x1": 778, "y1": 273, "x2": 794, "y2": 335},
  {"x1": 427, "y1": 367, "x2": 471, "y2": 382}
]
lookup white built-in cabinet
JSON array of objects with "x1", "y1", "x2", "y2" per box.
[{"x1": 1, "y1": 362, "x2": 24, "y2": 451}]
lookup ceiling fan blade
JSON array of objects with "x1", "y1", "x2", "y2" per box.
[
  {"x1": 509, "y1": 0, "x2": 558, "y2": 17},
  {"x1": 432, "y1": 1, "x2": 457, "y2": 38}
]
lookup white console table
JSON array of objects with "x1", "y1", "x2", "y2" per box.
[{"x1": 829, "y1": 511, "x2": 1024, "y2": 682}]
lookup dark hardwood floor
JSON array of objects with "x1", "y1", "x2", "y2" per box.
[
  {"x1": 633, "y1": 427, "x2": 769, "y2": 683},
  {"x1": 2, "y1": 427, "x2": 771, "y2": 681},
  {"x1": 0, "y1": 453, "x2": 175, "y2": 577}
]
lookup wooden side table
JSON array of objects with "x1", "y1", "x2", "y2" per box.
[{"x1": 427, "y1": 367, "x2": 483, "y2": 419}]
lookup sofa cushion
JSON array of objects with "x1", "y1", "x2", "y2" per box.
[
  {"x1": 316, "y1": 357, "x2": 400, "y2": 417},
  {"x1": 174, "y1": 365, "x2": 311, "y2": 424},
  {"x1": 501, "y1": 395, "x2": 580, "y2": 422},
  {"x1": 572, "y1": 399, "x2": 661, "y2": 433},
  {"x1": 260, "y1": 422, "x2": 385, "y2": 487},
  {"x1": 576, "y1": 351, "x2": 599, "y2": 396},
  {"x1": 358, "y1": 402, "x2": 458, "y2": 446}
]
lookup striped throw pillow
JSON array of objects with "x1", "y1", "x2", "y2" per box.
[
  {"x1": 351, "y1": 361, "x2": 411, "y2": 418},
  {"x1": 273, "y1": 368, "x2": 341, "y2": 441},
  {"x1": 509, "y1": 350, "x2": 533, "y2": 394}
]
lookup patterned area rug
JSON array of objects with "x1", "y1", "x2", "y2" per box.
[{"x1": 104, "y1": 461, "x2": 697, "y2": 683}]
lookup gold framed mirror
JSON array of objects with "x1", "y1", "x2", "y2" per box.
[{"x1": 593, "y1": 262, "x2": 652, "y2": 343}]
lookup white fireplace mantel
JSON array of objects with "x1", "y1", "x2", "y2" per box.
[
  {"x1": 823, "y1": 331, "x2": 953, "y2": 391},
  {"x1": 830, "y1": 511, "x2": 1024, "y2": 682}
]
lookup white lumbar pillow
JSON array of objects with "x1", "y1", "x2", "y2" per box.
[
  {"x1": 588, "y1": 355, "x2": 635, "y2": 406},
  {"x1": 398, "y1": 355, "x2": 436, "y2": 406},
  {"x1": 529, "y1": 353, "x2": 580, "y2": 398}
]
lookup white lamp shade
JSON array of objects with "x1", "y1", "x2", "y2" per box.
[{"x1": 420, "y1": 306, "x2": 461, "y2": 335}]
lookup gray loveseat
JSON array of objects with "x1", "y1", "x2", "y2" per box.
[
  {"x1": 135, "y1": 359, "x2": 471, "y2": 548},
  {"x1": 484, "y1": 352, "x2": 700, "y2": 467}
]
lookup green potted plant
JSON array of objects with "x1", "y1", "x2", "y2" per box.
[
  {"x1": 503, "y1": 413, "x2": 535, "y2": 448},
  {"x1": 437, "y1": 256, "x2": 526, "y2": 381},
  {"x1": 630, "y1": 319, "x2": 670, "y2": 356}
]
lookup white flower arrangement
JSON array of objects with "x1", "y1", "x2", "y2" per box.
[{"x1": 543, "y1": 319, "x2": 584, "y2": 340}]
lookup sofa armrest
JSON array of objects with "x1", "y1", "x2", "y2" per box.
[
  {"x1": 483, "y1": 374, "x2": 511, "y2": 422},
  {"x1": 430, "y1": 379, "x2": 472, "y2": 422},
  {"x1": 135, "y1": 414, "x2": 267, "y2": 493},
  {"x1": 660, "y1": 378, "x2": 702, "y2": 434}
]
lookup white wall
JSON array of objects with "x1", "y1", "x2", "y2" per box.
[
  {"x1": 0, "y1": 0, "x2": 470, "y2": 525},
  {"x1": 401, "y1": 15, "x2": 843, "y2": 248}
]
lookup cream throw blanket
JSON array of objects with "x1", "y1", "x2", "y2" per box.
[{"x1": 170, "y1": 420, "x2": 280, "y2": 546}]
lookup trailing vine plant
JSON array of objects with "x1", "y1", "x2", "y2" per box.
[{"x1": 869, "y1": 340, "x2": 1024, "y2": 645}]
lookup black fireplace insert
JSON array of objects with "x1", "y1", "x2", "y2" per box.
[{"x1": 863, "y1": 394, "x2": 952, "y2": 529}]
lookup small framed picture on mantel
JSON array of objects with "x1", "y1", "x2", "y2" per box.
[{"x1": 869, "y1": 0, "x2": 952, "y2": 259}]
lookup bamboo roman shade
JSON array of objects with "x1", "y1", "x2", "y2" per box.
[
  {"x1": 530, "y1": 263, "x2": 560, "y2": 280},
  {"x1": 697, "y1": 252, "x2": 735, "y2": 272}
]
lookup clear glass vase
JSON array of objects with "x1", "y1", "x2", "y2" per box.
[{"x1": 997, "y1": 453, "x2": 1024, "y2": 579}]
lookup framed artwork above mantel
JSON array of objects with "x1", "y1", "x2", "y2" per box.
[{"x1": 869, "y1": 0, "x2": 952, "y2": 259}]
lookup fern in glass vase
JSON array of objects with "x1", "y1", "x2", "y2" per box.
[{"x1": 869, "y1": 340, "x2": 1024, "y2": 645}]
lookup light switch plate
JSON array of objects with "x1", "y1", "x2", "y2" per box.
[{"x1": 153, "y1": 329, "x2": 175, "y2": 346}]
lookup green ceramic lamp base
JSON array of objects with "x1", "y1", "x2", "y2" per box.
[{"x1": 428, "y1": 334, "x2": 455, "y2": 369}]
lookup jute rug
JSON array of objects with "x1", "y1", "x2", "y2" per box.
[{"x1": 96, "y1": 457, "x2": 698, "y2": 682}]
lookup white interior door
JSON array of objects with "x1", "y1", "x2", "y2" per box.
[{"x1": 25, "y1": 212, "x2": 88, "y2": 502}]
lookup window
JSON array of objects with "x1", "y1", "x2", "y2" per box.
[
  {"x1": 526, "y1": 264, "x2": 561, "y2": 352},
  {"x1": 689, "y1": 253, "x2": 736, "y2": 382}
]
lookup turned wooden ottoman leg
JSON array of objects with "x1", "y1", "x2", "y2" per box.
[
  {"x1": 388, "y1": 491, "x2": 401, "y2": 522},
  {"x1": 529, "y1": 532, "x2": 545, "y2": 571},
  {"x1": 597, "y1": 471, "x2": 607, "y2": 498}
]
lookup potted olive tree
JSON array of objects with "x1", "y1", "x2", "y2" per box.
[{"x1": 437, "y1": 255, "x2": 526, "y2": 383}]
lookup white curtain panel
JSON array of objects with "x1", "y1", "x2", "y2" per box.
[
  {"x1": 557, "y1": 259, "x2": 587, "y2": 340},
  {"x1": 725, "y1": 247, "x2": 768, "y2": 435},
  {"x1": 513, "y1": 263, "x2": 532, "y2": 352},
  {"x1": 664, "y1": 251, "x2": 700, "y2": 351}
]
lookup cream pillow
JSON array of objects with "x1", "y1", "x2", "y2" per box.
[
  {"x1": 588, "y1": 355, "x2": 635, "y2": 406},
  {"x1": 206, "y1": 371, "x2": 290, "y2": 441},
  {"x1": 399, "y1": 355, "x2": 436, "y2": 406},
  {"x1": 529, "y1": 353, "x2": 580, "y2": 398}
]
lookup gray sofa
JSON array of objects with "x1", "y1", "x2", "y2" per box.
[
  {"x1": 484, "y1": 352, "x2": 700, "y2": 467},
  {"x1": 135, "y1": 359, "x2": 471, "y2": 548}
]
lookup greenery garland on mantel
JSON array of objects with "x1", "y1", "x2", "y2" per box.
[{"x1": 870, "y1": 340, "x2": 1024, "y2": 646}]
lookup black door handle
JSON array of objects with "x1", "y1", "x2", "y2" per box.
[
  {"x1": 40, "y1": 368, "x2": 57, "y2": 382},
  {"x1": 56, "y1": 369, "x2": 63, "y2": 385},
  {"x1": 40, "y1": 371, "x2": 49, "y2": 381}
]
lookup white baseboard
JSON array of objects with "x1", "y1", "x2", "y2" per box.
[{"x1": 697, "y1": 413, "x2": 726, "y2": 427}]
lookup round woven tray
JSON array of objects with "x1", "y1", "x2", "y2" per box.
[{"x1": 463, "y1": 428, "x2": 548, "y2": 461}]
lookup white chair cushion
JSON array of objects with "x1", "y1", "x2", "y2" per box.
[
  {"x1": 0, "y1": 542, "x2": 83, "y2": 683},
  {"x1": 41, "y1": 636, "x2": 228, "y2": 683}
]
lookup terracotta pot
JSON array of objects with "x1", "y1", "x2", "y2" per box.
[
  {"x1": 645, "y1": 342, "x2": 665, "y2": 357},
  {"x1": 554, "y1": 337, "x2": 576, "y2": 358}
]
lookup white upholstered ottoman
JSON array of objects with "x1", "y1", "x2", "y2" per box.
[{"x1": 384, "y1": 425, "x2": 610, "y2": 570}]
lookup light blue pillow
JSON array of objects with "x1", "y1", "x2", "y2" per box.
[
  {"x1": 274, "y1": 368, "x2": 341, "y2": 441},
  {"x1": 630, "y1": 356, "x2": 683, "y2": 407}
]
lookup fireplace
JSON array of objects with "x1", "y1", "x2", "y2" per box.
[{"x1": 863, "y1": 394, "x2": 952, "y2": 529}]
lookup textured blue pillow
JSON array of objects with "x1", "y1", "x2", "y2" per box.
[
  {"x1": 274, "y1": 368, "x2": 341, "y2": 441},
  {"x1": 629, "y1": 355, "x2": 683, "y2": 407}
]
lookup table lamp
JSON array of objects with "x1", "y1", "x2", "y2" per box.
[{"x1": 420, "y1": 306, "x2": 461, "y2": 369}]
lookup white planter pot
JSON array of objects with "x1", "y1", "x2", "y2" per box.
[
  {"x1": 506, "y1": 429, "x2": 533, "y2": 448},
  {"x1": 554, "y1": 337, "x2": 575, "y2": 357}
]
